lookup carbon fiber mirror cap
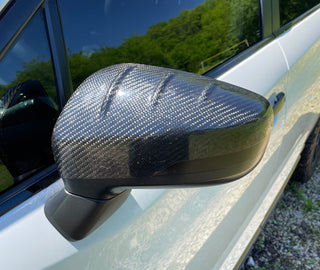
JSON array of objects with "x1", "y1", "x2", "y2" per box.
[
  {"x1": 47, "y1": 64, "x2": 273, "y2": 240},
  {"x1": 52, "y1": 63, "x2": 273, "y2": 199}
]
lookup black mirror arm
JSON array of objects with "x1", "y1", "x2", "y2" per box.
[
  {"x1": 45, "y1": 64, "x2": 273, "y2": 241},
  {"x1": 45, "y1": 188, "x2": 130, "y2": 241}
]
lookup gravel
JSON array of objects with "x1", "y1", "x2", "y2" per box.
[{"x1": 241, "y1": 164, "x2": 320, "y2": 270}]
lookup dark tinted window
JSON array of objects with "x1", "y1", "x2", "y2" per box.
[
  {"x1": 0, "y1": 0, "x2": 41, "y2": 51},
  {"x1": 280, "y1": 0, "x2": 320, "y2": 26},
  {"x1": 59, "y1": 0, "x2": 261, "y2": 89},
  {"x1": 0, "y1": 10, "x2": 59, "y2": 192}
]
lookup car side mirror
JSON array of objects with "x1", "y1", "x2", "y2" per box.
[{"x1": 45, "y1": 64, "x2": 273, "y2": 241}]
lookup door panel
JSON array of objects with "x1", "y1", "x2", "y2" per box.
[
  {"x1": 218, "y1": 40, "x2": 288, "y2": 96},
  {"x1": 49, "y1": 9, "x2": 320, "y2": 269},
  {"x1": 0, "y1": 4, "x2": 320, "y2": 270},
  {"x1": 0, "y1": 22, "x2": 286, "y2": 270},
  {"x1": 278, "y1": 8, "x2": 320, "y2": 68},
  {"x1": 0, "y1": 181, "x2": 77, "y2": 270}
]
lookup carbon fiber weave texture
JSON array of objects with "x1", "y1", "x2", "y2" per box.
[{"x1": 52, "y1": 64, "x2": 268, "y2": 181}]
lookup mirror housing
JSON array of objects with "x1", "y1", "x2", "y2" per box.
[{"x1": 45, "y1": 64, "x2": 273, "y2": 240}]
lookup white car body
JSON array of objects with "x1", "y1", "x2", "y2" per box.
[{"x1": 0, "y1": 2, "x2": 320, "y2": 270}]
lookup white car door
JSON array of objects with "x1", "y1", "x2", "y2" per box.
[{"x1": 0, "y1": 1, "x2": 320, "y2": 269}]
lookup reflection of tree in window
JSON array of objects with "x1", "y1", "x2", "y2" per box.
[
  {"x1": 280, "y1": 0, "x2": 320, "y2": 26},
  {"x1": 14, "y1": 0, "x2": 260, "y2": 89},
  {"x1": 0, "y1": 11, "x2": 57, "y2": 104},
  {"x1": 58, "y1": 0, "x2": 261, "y2": 89},
  {"x1": 0, "y1": 10, "x2": 59, "y2": 192}
]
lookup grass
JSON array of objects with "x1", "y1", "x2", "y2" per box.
[
  {"x1": 288, "y1": 182, "x2": 305, "y2": 201},
  {"x1": 277, "y1": 200, "x2": 288, "y2": 210},
  {"x1": 255, "y1": 236, "x2": 264, "y2": 251},
  {"x1": 303, "y1": 198, "x2": 316, "y2": 212}
]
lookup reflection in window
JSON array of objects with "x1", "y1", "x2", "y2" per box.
[
  {"x1": 59, "y1": 0, "x2": 261, "y2": 89},
  {"x1": 280, "y1": 0, "x2": 320, "y2": 26},
  {"x1": 0, "y1": 10, "x2": 59, "y2": 192}
]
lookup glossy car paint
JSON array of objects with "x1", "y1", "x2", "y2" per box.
[{"x1": 0, "y1": 6, "x2": 320, "y2": 270}]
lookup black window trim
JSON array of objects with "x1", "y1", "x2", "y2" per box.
[
  {"x1": 43, "y1": 0, "x2": 73, "y2": 108},
  {"x1": 0, "y1": 0, "x2": 319, "y2": 213}
]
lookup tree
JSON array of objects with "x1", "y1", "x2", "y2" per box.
[{"x1": 4, "y1": 0, "x2": 262, "y2": 90}]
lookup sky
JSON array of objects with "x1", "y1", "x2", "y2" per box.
[
  {"x1": 0, "y1": 0, "x2": 9, "y2": 11},
  {"x1": 0, "y1": 10, "x2": 52, "y2": 85},
  {"x1": 0, "y1": 0, "x2": 206, "y2": 84},
  {"x1": 58, "y1": 0, "x2": 205, "y2": 53}
]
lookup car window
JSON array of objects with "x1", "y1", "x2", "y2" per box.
[
  {"x1": 0, "y1": 9, "x2": 59, "y2": 193},
  {"x1": 280, "y1": 0, "x2": 320, "y2": 26},
  {"x1": 58, "y1": 0, "x2": 261, "y2": 89},
  {"x1": 0, "y1": 0, "x2": 41, "y2": 51}
]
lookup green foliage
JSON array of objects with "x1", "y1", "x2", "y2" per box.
[
  {"x1": 1, "y1": 0, "x2": 261, "y2": 92},
  {"x1": 0, "y1": 84, "x2": 7, "y2": 98},
  {"x1": 3, "y1": 0, "x2": 317, "y2": 97},
  {"x1": 277, "y1": 199, "x2": 288, "y2": 210},
  {"x1": 255, "y1": 235, "x2": 265, "y2": 251},
  {"x1": 288, "y1": 182, "x2": 305, "y2": 201},
  {"x1": 0, "y1": 56, "x2": 57, "y2": 104},
  {"x1": 280, "y1": 0, "x2": 320, "y2": 26},
  {"x1": 66, "y1": 0, "x2": 261, "y2": 89},
  {"x1": 303, "y1": 198, "x2": 315, "y2": 212}
]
